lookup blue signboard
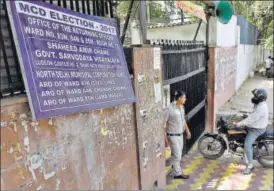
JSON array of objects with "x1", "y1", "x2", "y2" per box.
[{"x1": 7, "y1": 0, "x2": 135, "y2": 119}]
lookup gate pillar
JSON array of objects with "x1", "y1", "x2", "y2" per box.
[
  {"x1": 132, "y1": 45, "x2": 166, "y2": 190},
  {"x1": 206, "y1": 47, "x2": 216, "y2": 133}
]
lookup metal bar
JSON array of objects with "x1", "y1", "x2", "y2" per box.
[
  {"x1": 105, "y1": 1, "x2": 109, "y2": 15},
  {"x1": 108, "y1": 0, "x2": 114, "y2": 18},
  {"x1": 96, "y1": 0, "x2": 100, "y2": 16},
  {"x1": 163, "y1": 67, "x2": 205, "y2": 85},
  {"x1": 82, "y1": 0, "x2": 86, "y2": 13},
  {"x1": 121, "y1": 0, "x2": 134, "y2": 44},
  {"x1": 116, "y1": 17, "x2": 120, "y2": 36},
  {"x1": 86, "y1": 0, "x2": 91, "y2": 14},
  {"x1": 58, "y1": 0, "x2": 61, "y2": 6},
  {"x1": 186, "y1": 99, "x2": 205, "y2": 120},
  {"x1": 180, "y1": 9, "x2": 184, "y2": 24},
  {"x1": 139, "y1": 0, "x2": 147, "y2": 44},
  {"x1": 63, "y1": 0, "x2": 67, "y2": 8},
  {"x1": 3, "y1": 1, "x2": 24, "y2": 93},
  {"x1": 70, "y1": 0, "x2": 74, "y2": 10},
  {"x1": 146, "y1": 1, "x2": 150, "y2": 23},
  {"x1": 93, "y1": 0, "x2": 96, "y2": 15},
  {"x1": 49, "y1": 0, "x2": 53, "y2": 4},
  {"x1": 75, "y1": 0, "x2": 80, "y2": 12},
  {"x1": 193, "y1": 19, "x2": 202, "y2": 41},
  {"x1": 162, "y1": 48, "x2": 205, "y2": 54},
  {"x1": 101, "y1": 0, "x2": 105, "y2": 16},
  {"x1": 0, "y1": 27, "x2": 14, "y2": 95}
]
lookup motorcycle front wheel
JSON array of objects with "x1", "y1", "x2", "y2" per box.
[{"x1": 198, "y1": 135, "x2": 226, "y2": 159}]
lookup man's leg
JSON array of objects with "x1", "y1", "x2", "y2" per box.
[
  {"x1": 179, "y1": 135, "x2": 189, "y2": 179},
  {"x1": 266, "y1": 68, "x2": 269, "y2": 76},
  {"x1": 243, "y1": 128, "x2": 266, "y2": 175},
  {"x1": 167, "y1": 136, "x2": 183, "y2": 176}
]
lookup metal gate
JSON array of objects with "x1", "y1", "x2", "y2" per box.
[{"x1": 150, "y1": 39, "x2": 207, "y2": 154}]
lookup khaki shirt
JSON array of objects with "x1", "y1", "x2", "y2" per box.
[{"x1": 164, "y1": 102, "x2": 185, "y2": 134}]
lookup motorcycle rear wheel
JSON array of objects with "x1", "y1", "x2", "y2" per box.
[
  {"x1": 257, "y1": 141, "x2": 274, "y2": 168},
  {"x1": 198, "y1": 135, "x2": 226, "y2": 159}
]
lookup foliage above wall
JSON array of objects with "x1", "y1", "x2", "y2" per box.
[
  {"x1": 116, "y1": 0, "x2": 198, "y2": 24},
  {"x1": 116, "y1": 1, "x2": 273, "y2": 51},
  {"x1": 232, "y1": 1, "x2": 273, "y2": 51}
]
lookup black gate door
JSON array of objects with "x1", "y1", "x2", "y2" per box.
[{"x1": 150, "y1": 39, "x2": 207, "y2": 154}]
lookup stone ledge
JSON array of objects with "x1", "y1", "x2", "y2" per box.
[{"x1": 1, "y1": 95, "x2": 28, "y2": 107}]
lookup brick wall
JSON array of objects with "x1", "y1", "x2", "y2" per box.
[{"x1": 1, "y1": 96, "x2": 139, "y2": 190}]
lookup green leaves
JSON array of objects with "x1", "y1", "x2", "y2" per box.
[
  {"x1": 116, "y1": 1, "x2": 167, "y2": 22},
  {"x1": 265, "y1": 35, "x2": 273, "y2": 51},
  {"x1": 232, "y1": 1, "x2": 273, "y2": 50},
  {"x1": 116, "y1": 1, "x2": 139, "y2": 20}
]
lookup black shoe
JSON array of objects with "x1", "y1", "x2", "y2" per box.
[
  {"x1": 243, "y1": 167, "x2": 254, "y2": 175},
  {"x1": 174, "y1": 174, "x2": 189, "y2": 179}
]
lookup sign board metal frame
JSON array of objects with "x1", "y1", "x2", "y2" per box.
[{"x1": 6, "y1": 0, "x2": 135, "y2": 119}]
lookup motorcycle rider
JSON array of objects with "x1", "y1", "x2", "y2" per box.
[{"x1": 235, "y1": 89, "x2": 268, "y2": 175}]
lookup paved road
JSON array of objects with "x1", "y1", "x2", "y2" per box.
[
  {"x1": 217, "y1": 74, "x2": 273, "y2": 125},
  {"x1": 165, "y1": 74, "x2": 273, "y2": 190},
  {"x1": 165, "y1": 144, "x2": 273, "y2": 190}
]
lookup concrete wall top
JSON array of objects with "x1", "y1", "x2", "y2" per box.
[
  {"x1": 216, "y1": 15, "x2": 237, "y2": 47},
  {"x1": 146, "y1": 23, "x2": 206, "y2": 42}
]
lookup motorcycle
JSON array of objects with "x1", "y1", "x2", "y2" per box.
[
  {"x1": 198, "y1": 115, "x2": 274, "y2": 168},
  {"x1": 266, "y1": 65, "x2": 274, "y2": 78}
]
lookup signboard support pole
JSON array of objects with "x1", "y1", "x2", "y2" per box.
[
  {"x1": 193, "y1": 19, "x2": 202, "y2": 41},
  {"x1": 121, "y1": 0, "x2": 134, "y2": 44},
  {"x1": 138, "y1": 0, "x2": 147, "y2": 44},
  {"x1": 180, "y1": 9, "x2": 184, "y2": 24}
]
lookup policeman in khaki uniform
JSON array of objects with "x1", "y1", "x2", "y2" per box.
[{"x1": 164, "y1": 90, "x2": 191, "y2": 179}]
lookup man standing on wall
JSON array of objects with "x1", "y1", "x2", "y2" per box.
[{"x1": 164, "y1": 90, "x2": 191, "y2": 179}]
